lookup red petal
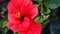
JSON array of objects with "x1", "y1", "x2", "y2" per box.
[
  {"x1": 7, "y1": 17, "x2": 30, "y2": 32},
  {"x1": 20, "y1": 0, "x2": 38, "y2": 19},
  {"x1": 8, "y1": 13, "x2": 21, "y2": 24},
  {"x1": 8, "y1": 0, "x2": 38, "y2": 19},
  {"x1": 7, "y1": 0, "x2": 22, "y2": 13},
  {"x1": 19, "y1": 20, "x2": 42, "y2": 34}
]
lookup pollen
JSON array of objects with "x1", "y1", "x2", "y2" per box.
[{"x1": 14, "y1": 10, "x2": 21, "y2": 18}]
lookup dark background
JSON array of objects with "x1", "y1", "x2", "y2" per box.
[{"x1": 0, "y1": 0, "x2": 60, "y2": 34}]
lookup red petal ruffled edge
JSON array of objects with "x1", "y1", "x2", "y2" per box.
[
  {"x1": 7, "y1": 0, "x2": 23, "y2": 13},
  {"x1": 20, "y1": 0, "x2": 38, "y2": 19},
  {"x1": 7, "y1": 17, "x2": 31, "y2": 32},
  {"x1": 7, "y1": 0, "x2": 38, "y2": 19},
  {"x1": 19, "y1": 21, "x2": 42, "y2": 34}
]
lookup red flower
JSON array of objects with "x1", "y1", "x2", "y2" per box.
[{"x1": 7, "y1": 0, "x2": 42, "y2": 34}]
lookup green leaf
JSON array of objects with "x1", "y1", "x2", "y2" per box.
[
  {"x1": 35, "y1": 16, "x2": 44, "y2": 23},
  {"x1": 46, "y1": 8, "x2": 50, "y2": 14},
  {"x1": 2, "y1": 19, "x2": 8, "y2": 28},
  {"x1": 14, "y1": 32, "x2": 18, "y2": 34},
  {"x1": 39, "y1": 18, "x2": 44, "y2": 23},
  {"x1": 35, "y1": 16, "x2": 47, "y2": 29},
  {"x1": 45, "y1": 15, "x2": 49, "y2": 20},
  {"x1": 35, "y1": 17, "x2": 41, "y2": 22},
  {"x1": 43, "y1": 8, "x2": 50, "y2": 15},
  {"x1": 33, "y1": 0, "x2": 42, "y2": 4},
  {"x1": 2, "y1": 27, "x2": 9, "y2": 34},
  {"x1": 44, "y1": 0, "x2": 60, "y2": 9},
  {"x1": 43, "y1": 24, "x2": 47, "y2": 29}
]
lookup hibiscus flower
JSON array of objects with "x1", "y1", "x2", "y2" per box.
[{"x1": 7, "y1": 0, "x2": 42, "y2": 34}]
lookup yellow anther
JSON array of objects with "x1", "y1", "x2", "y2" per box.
[{"x1": 14, "y1": 11, "x2": 21, "y2": 18}]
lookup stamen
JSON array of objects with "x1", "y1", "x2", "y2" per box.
[{"x1": 14, "y1": 10, "x2": 21, "y2": 18}]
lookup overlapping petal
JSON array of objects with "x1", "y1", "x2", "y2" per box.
[
  {"x1": 8, "y1": 0, "x2": 38, "y2": 19},
  {"x1": 19, "y1": 20, "x2": 42, "y2": 34},
  {"x1": 7, "y1": 0, "x2": 42, "y2": 34},
  {"x1": 7, "y1": 17, "x2": 30, "y2": 32}
]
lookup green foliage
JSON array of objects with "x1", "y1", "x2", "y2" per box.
[
  {"x1": 35, "y1": 16, "x2": 44, "y2": 23},
  {"x1": 34, "y1": 0, "x2": 51, "y2": 29},
  {"x1": 2, "y1": 27, "x2": 9, "y2": 34},
  {"x1": 33, "y1": 0, "x2": 42, "y2": 4},
  {"x1": 14, "y1": 32, "x2": 18, "y2": 34},
  {"x1": 44, "y1": 0, "x2": 60, "y2": 9},
  {"x1": 43, "y1": 4, "x2": 50, "y2": 15},
  {"x1": 2, "y1": 19, "x2": 8, "y2": 28},
  {"x1": 1, "y1": 0, "x2": 60, "y2": 34},
  {"x1": 43, "y1": 24, "x2": 47, "y2": 29}
]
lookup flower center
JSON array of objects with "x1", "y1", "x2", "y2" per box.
[
  {"x1": 20, "y1": 16, "x2": 24, "y2": 22},
  {"x1": 14, "y1": 10, "x2": 24, "y2": 22},
  {"x1": 14, "y1": 10, "x2": 21, "y2": 19}
]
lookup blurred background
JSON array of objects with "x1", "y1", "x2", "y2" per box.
[{"x1": 0, "y1": 0, "x2": 60, "y2": 34}]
